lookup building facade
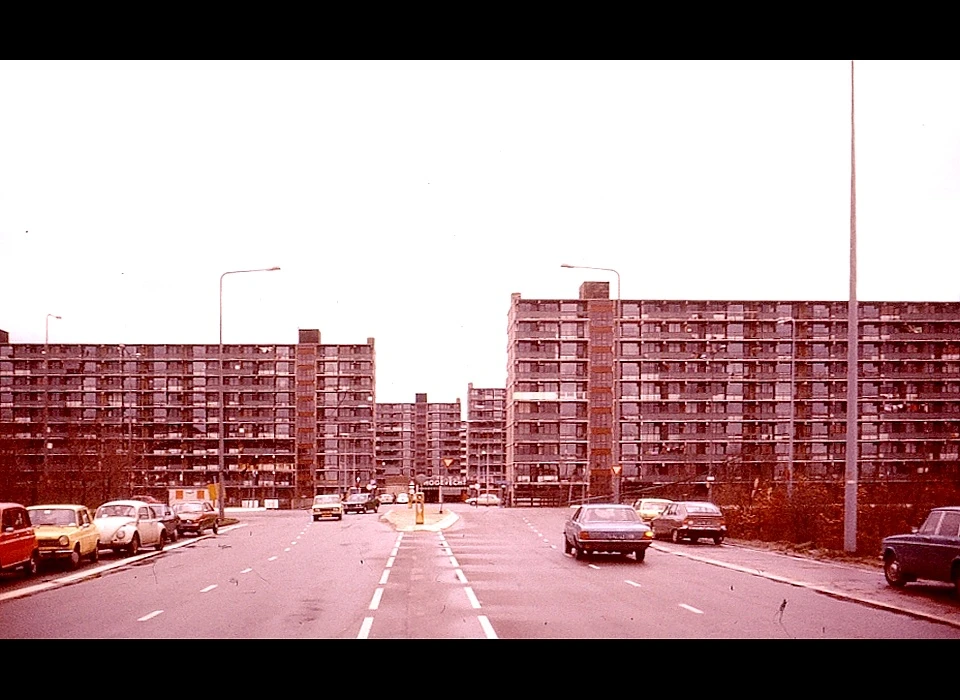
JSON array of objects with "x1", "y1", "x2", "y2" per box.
[
  {"x1": 465, "y1": 383, "x2": 506, "y2": 499},
  {"x1": 506, "y1": 284, "x2": 960, "y2": 505}
]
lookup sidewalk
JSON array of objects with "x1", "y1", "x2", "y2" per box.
[{"x1": 379, "y1": 503, "x2": 459, "y2": 532}]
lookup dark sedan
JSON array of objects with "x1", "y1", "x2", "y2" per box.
[
  {"x1": 563, "y1": 504, "x2": 654, "y2": 562},
  {"x1": 882, "y1": 506, "x2": 960, "y2": 596},
  {"x1": 173, "y1": 500, "x2": 219, "y2": 536},
  {"x1": 651, "y1": 500, "x2": 726, "y2": 545}
]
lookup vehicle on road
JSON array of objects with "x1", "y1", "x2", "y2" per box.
[
  {"x1": 651, "y1": 500, "x2": 727, "y2": 545},
  {"x1": 311, "y1": 494, "x2": 344, "y2": 521},
  {"x1": 27, "y1": 504, "x2": 100, "y2": 569},
  {"x1": 882, "y1": 506, "x2": 960, "y2": 596},
  {"x1": 466, "y1": 493, "x2": 501, "y2": 507},
  {"x1": 150, "y1": 503, "x2": 181, "y2": 543},
  {"x1": 563, "y1": 503, "x2": 654, "y2": 562},
  {"x1": 0, "y1": 502, "x2": 39, "y2": 577},
  {"x1": 172, "y1": 500, "x2": 219, "y2": 536},
  {"x1": 633, "y1": 497, "x2": 673, "y2": 523},
  {"x1": 395, "y1": 493, "x2": 410, "y2": 505},
  {"x1": 343, "y1": 492, "x2": 379, "y2": 514},
  {"x1": 94, "y1": 500, "x2": 168, "y2": 555},
  {"x1": 378, "y1": 493, "x2": 395, "y2": 505}
]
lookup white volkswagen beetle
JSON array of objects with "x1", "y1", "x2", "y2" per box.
[{"x1": 94, "y1": 500, "x2": 168, "y2": 556}]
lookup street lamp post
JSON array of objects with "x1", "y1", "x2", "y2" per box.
[
  {"x1": 561, "y1": 264, "x2": 621, "y2": 502},
  {"x1": 219, "y1": 267, "x2": 280, "y2": 520},
  {"x1": 776, "y1": 317, "x2": 797, "y2": 499},
  {"x1": 40, "y1": 314, "x2": 61, "y2": 503}
]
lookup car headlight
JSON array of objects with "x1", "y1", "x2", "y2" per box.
[
  {"x1": 58, "y1": 535, "x2": 70, "y2": 546},
  {"x1": 115, "y1": 526, "x2": 130, "y2": 540}
]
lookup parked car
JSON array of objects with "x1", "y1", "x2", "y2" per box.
[
  {"x1": 149, "y1": 503, "x2": 181, "y2": 542},
  {"x1": 343, "y1": 492, "x2": 379, "y2": 514},
  {"x1": 651, "y1": 500, "x2": 727, "y2": 545},
  {"x1": 311, "y1": 494, "x2": 344, "y2": 521},
  {"x1": 395, "y1": 493, "x2": 410, "y2": 505},
  {"x1": 882, "y1": 506, "x2": 960, "y2": 595},
  {"x1": 466, "y1": 493, "x2": 501, "y2": 507},
  {"x1": 172, "y1": 500, "x2": 219, "y2": 536},
  {"x1": 27, "y1": 504, "x2": 100, "y2": 569},
  {"x1": 633, "y1": 497, "x2": 673, "y2": 523},
  {"x1": 94, "y1": 500, "x2": 168, "y2": 555},
  {"x1": 378, "y1": 493, "x2": 395, "y2": 505},
  {"x1": 563, "y1": 503, "x2": 654, "y2": 562},
  {"x1": 0, "y1": 502, "x2": 39, "y2": 577}
]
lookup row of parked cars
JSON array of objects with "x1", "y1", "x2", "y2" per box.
[{"x1": 0, "y1": 497, "x2": 220, "y2": 578}]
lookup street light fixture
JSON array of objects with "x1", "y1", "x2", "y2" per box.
[
  {"x1": 561, "y1": 264, "x2": 622, "y2": 503},
  {"x1": 39, "y1": 314, "x2": 61, "y2": 503},
  {"x1": 218, "y1": 267, "x2": 280, "y2": 520}
]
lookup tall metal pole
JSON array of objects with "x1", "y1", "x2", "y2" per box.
[
  {"x1": 777, "y1": 317, "x2": 796, "y2": 499},
  {"x1": 219, "y1": 267, "x2": 280, "y2": 521},
  {"x1": 845, "y1": 60, "x2": 859, "y2": 553},
  {"x1": 40, "y1": 314, "x2": 61, "y2": 503}
]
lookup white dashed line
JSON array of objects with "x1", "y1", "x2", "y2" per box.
[
  {"x1": 478, "y1": 615, "x2": 498, "y2": 639},
  {"x1": 589, "y1": 564, "x2": 601, "y2": 570},
  {"x1": 386, "y1": 556, "x2": 395, "y2": 568},
  {"x1": 240, "y1": 568, "x2": 252, "y2": 574},
  {"x1": 200, "y1": 584, "x2": 217, "y2": 593},
  {"x1": 138, "y1": 610, "x2": 163, "y2": 622},
  {"x1": 379, "y1": 570, "x2": 390, "y2": 585},
  {"x1": 464, "y1": 587, "x2": 481, "y2": 609},
  {"x1": 358, "y1": 617, "x2": 374, "y2": 639},
  {"x1": 369, "y1": 587, "x2": 384, "y2": 610},
  {"x1": 625, "y1": 580, "x2": 642, "y2": 588},
  {"x1": 268, "y1": 556, "x2": 278, "y2": 561},
  {"x1": 679, "y1": 603, "x2": 704, "y2": 614}
]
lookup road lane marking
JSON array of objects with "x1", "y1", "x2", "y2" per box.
[
  {"x1": 455, "y1": 569, "x2": 468, "y2": 584},
  {"x1": 138, "y1": 610, "x2": 163, "y2": 621},
  {"x1": 478, "y1": 615, "x2": 498, "y2": 639},
  {"x1": 449, "y1": 556, "x2": 459, "y2": 567},
  {"x1": 589, "y1": 564, "x2": 601, "y2": 570},
  {"x1": 379, "y1": 570, "x2": 390, "y2": 585},
  {"x1": 268, "y1": 556, "x2": 278, "y2": 561},
  {"x1": 358, "y1": 617, "x2": 373, "y2": 639},
  {"x1": 284, "y1": 548, "x2": 291, "y2": 552},
  {"x1": 464, "y1": 587, "x2": 481, "y2": 609},
  {"x1": 386, "y1": 556, "x2": 395, "y2": 567},
  {"x1": 625, "y1": 580, "x2": 642, "y2": 588},
  {"x1": 369, "y1": 587, "x2": 384, "y2": 610},
  {"x1": 679, "y1": 603, "x2": 704, "y2": 614},
  {"x1": 240, "y1": 567, "x2": 252, "y2": 574},
  {"x1": 200, "y1": 584, "x2": 217, "y2": 593}
]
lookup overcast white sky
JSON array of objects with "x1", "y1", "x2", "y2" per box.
[{"x1": 2, "y1": 60, "x2": 959, "y2": 406}]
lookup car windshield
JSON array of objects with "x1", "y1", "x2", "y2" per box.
[
  {"x1": 97, "y1": 504, "x2": 135, "y2": 518},
  {"x1": 314, "y1": 495, "x2": 340, "y2": 505},
  {"x1": 173, "y1": 502, "x2": 204, "y2": 514},
  {"x1": 583, "y1": 507, "x2": 639, "y2": 523},
  {"x1": 346, "y1": 494, "x2": 368, "y2": 502},
  {"x1": 685, "y1": 503, "x2": 721, "y2": 514},
  {"x1": 29, "y1": 508, "x2": 77, "y2": 526}
]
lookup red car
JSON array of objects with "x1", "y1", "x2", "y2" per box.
[
  {"x1": 173, "y1": 500, "x2": 219, "y2": 536},
  {"x1": 0, "y1": 502, "x2": 39, "y2": 577}
]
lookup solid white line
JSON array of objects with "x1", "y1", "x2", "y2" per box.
[
  {"x1": 478, "y1": 615, "x2": 498, "y2": 639},
  {"x1": 456, "y1": 569, "x2": 468, "y2": 584},
  {"x1": 464, "y1": 587, "x2": 481, "y2": 609},
  {"x1": 379, "y1": 570, "x2": 390, "y2": 585},
  {"x1": 449, "y1": 556, "x2": 459, "y2": 567},
  {"x1": 443, "y1": 547, "x2": 453, "y2": 556},
  {"x1": 358, "y1": 617, "x2": 374, "y2": 639},
  {"x1": 240, "y1": 567, "x2": 252, "y2": 574},
  {"x1": 625, "y1": 580, "x2": 642, "y2": 588},
  {"x1": 369, "y1": 588, "x2": 384, "y2": 610},
  {"x1": 679, "y1": 603, "x2": 704, "y2": 614},
  {"x1": 200, "y1": 584, "x2": 217, "y2": 593},
  {"x1": 268, "y1": 556, "x2": 278, "y2": 561},
  {"x1": 138, "y1": 610, "x2": 163, "y2": 622}
]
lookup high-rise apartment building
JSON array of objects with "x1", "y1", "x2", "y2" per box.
[
  {"x1": 507, "y1": 284, "x2": 960, "y2": 505},
  {"x1": 465, "y1": 383, "x2": 506, "y2": 498}
]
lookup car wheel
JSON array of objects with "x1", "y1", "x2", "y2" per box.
[
  {"x1": 574, "y1": 544, "x2": 585, "y2": 560},
  {"x1": 671, "y1": 529, "x2": 682, "y2": 544},
  {"x1": 128, "y1": 534, "x2": 140, "y2": 557},
  {"x1": 23, "y1": 551, "x2": 38, "y2": 577},
  {"x1": 563, "y1": 536, "x2": 572, "y2": 555},
  {"x1": 90, "y1": 544, "x2": 100, "y2": 563},
  {"x1": 156, "y1": 531, "x2": 167, "y2": 552},
  {"x1": 69, "y1": 545, "x2": 81, "y2": 569},
  {"x1": 713, "y1": 535, "x2": 724, "y2": 546},
  {"x1": 884, "y1": 552, "x2": 908, "y2": 587},
  {"x1": 172, "y1": 529, "x2": 179, "y2": 542},
  {"x1": 212, "y1": 522, "x2": 219, "y2": 535},
  {"x1": 337, "y1": 515, "x2": 343, "y2": 520},
  {"x1": 635, "y1": 549, "x2": 646, "y2": 562}
]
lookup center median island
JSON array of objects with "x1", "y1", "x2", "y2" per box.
[{"x1": 380, "y1": 504, "x2": 460, "y2": 532}]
